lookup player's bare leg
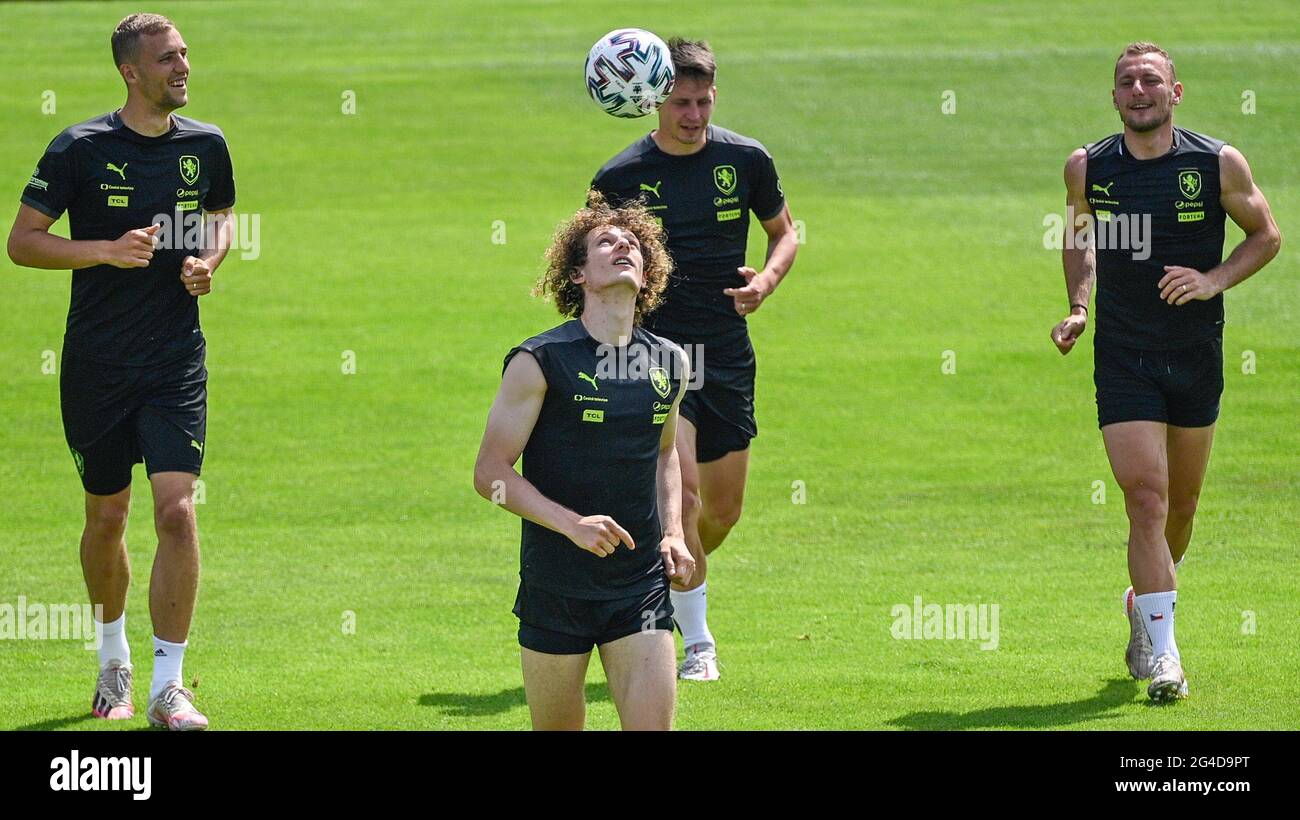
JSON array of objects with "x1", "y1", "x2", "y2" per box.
[
  {"x1": 1103, "y1": 421, "x2": 1186, "y2": 699},
  {"x1": 521, "y1": 648, "x2": 591, "y2": 730},
  {"x1": 83, "y1": 487, "x2": 136, "y2": 719},
  {"x1": 149, "y1": 472, "x2": 200, "y2": 643},
  {"x1": 598, "y1": 629, "x2": 676, "y2": 730},
  {"x1": 697, "y1": 447, "x2": 750, "y2": 555},
  {"x1": 83, "y1": 488, "x2": 132, "y2": 625},
  {"x1": 145, "y1": 471, "x2": 207, "y2": 729},
  {"x1": 673, "y1": 418, "x2": 707, "y2": 591},
  {"x1": 669, "y1": 419, "x2": 719, "y2": 680},
  {"x1": 1166, "y1": 424, "x2": 1215, "y2": 565}
]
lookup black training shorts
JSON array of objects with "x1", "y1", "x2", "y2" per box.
[
  {"x1": 514, "y1": 580, "x2": 673, "y2": 655},
  {"x1": 1094, "y1": 336, "x2": 1223, "y2": 429},
  {"x1": 60, "y1": 343, "x2": 208, "y2": 496}
]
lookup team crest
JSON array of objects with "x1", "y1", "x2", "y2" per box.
[
  {"x1": 713, "y1": 165, "x2": 737, "y2": 196},
  {"x1": 649, "y1": 367, "x2": 671, "y2": 398},
  {"x1": 1178, "y1": 170, "x2": 1201, "y2": 199},
  {"x1": 179, "y1": 155, "x2": 200, "y2": 186}
]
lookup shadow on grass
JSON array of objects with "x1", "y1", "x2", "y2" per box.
[
  {"x1": 13, "y1": 713, "x2": 105, "y2": 731},
  {"x1": 420, "y1": 682, "x2": 611, "y2": 717},
  {"x1": 886, "y1": 678, "x2": 1140, "y2": 730}
]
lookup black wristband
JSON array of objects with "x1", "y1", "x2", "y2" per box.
[{"x1": 1070, "y1": 303, "x2": 1088, "y2": 315}]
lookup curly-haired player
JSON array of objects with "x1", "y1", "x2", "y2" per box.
[{"x1": 474, "y1": 192, "x2": 695, "y2": 729}]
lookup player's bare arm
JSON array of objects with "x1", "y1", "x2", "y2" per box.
[
  {"x1": 180, "y1": 207, "x2": 235, "y2": 297},
  {"x1": 473, "y1": 350, "x2": 635, "y2": 558},
  {"x1": 723, "y1": 204, "x2": 798, "y2": 316},
  {"x1": 7, "y1": 203, "x2": 161, "y2": 270},
  {"x1": 1052, "y1": 148, "x2": 1095, "y2": 354},
  {"x1": 656, "y1": 348, "x2": 694, "y2": 583},
  {"x1": 1158, "y1": 145, "x2": 1282, "y2": 305}
]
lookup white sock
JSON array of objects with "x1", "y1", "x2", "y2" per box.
[
  {"x1": 151, "y1": 636, "x2": 187, "y2": 700},
  {"x1": 1135, "y1": 591, "x2": 1179, "y2": 662},
  {"x1": 671, "y1": 583, "x2": 714, "y2": 650},
  {"x1": 96, "y1": 613, "x2": 130, "y2": 668}
]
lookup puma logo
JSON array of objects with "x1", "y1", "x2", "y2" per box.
[
  {"x1": 578, "y1": 372, "x2": 599, "y2": 392},
  {"x1": 639, "y1": 180, "x2": 662, "y2": 198},
  {"x1": 107, "y1": 162, "x2": 128, "y2": 180},
  {"x1": 190, "y1": 439, "x2": 204, "y2": 457},
  {"x1": 1091, "y1": 181, "x2": 1114, "y2": 195}
]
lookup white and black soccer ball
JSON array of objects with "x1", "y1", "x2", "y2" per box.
[{"x1": 584, "y1": 28, "x2": 675, "y2": 119}]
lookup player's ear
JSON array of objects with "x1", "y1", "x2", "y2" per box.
[
  {"x1": 1171, "y1": 81, "x2": 1182, "y2": 105},
  {"x1": 569, "y1": 266, "x2": 585, "y2": 284}
]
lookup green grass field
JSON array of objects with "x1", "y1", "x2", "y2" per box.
[{"x1": 1, "y1": 0, "x2": 1297, "y2": 730}]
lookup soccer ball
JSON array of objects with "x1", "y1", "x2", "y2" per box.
[{"x1": 584, "y1": 28, "x2": 675, "y2": 118}]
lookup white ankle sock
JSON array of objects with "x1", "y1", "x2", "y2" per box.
[
  {"x1": 96, "y1": 613, "x2": 130, "y2": 668},
  {"x1": 1135, "y1": 591, "x2": 1179, "y2": 661},
  {"x1": 671, "y1": 583, "x2": 714, "y2": 650},
  {"x1": 151, "y1": 636, "x2": 187, "y2": 700}
]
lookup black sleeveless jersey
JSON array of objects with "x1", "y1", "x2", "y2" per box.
[
  {"x1": 1084, "y1": 127, "x2": 1227, "y2": 349},
  {"x1": 591, "y1": 125, "x2": 785, "y2": 353},
  {"x1": 504, "y1": 320, "x2": 685, "y2": 600}
]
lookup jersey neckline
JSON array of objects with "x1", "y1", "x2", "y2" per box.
[
  {"x1": 642, "y1": 125, "x2": 714, "y2": 160},
  {"x1": 1118, "y1": 126, "x2": 1182, "y2": 163},
  {"x1": 107, "y1": 110, "x2": 181, "y2": 144}
]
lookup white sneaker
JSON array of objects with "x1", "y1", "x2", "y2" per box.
[
  {"x1": 1148, "y1": 653, "x2": 1189, "y2": 702},
  {"x1": 147, "y1": 682, "x2": 209, "y2": 731},
  {"x1": 1124, "y1": 586, "x2": 1153, "y2": 680},
  {"x1": 679, "y1": 643, "x2": 720, "y2": 682}
]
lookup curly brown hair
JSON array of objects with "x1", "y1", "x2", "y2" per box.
[{"x1": 535, "y1": 190, "x2": 673, "y2": 324}]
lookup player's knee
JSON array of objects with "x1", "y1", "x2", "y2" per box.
[
  {"x1": 703, "y1": 497, "x2": 743, "y2": 532},
  {"x1": 1123, "y1": 484, "x2": 1168, "y2": 526},
  {"x1": 682, "y1": 486, "x2": 703, "y2": 520},
  {"x1": 153, "y1": 496, "x2": 197, "y2": 541},
  {"x1": 84, "y1": 501, "x2": 130, "y2": 544}
]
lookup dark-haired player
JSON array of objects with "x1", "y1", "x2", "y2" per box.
[
  {"x1": 8, "y1": 13, "x2": 236, "y2": 729},
  {"x1": 591, "y1": 38, "x2": 798, "y2": 681}
]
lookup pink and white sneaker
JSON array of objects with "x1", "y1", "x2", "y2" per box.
[
  {"x1": 92, "y1": 659, "x2": 135, "y2": 720},
  {"x1": 1124, "y1": 586, "x2": 1153, "y2": 680},
  {"x1": 147, "y1": 682, "x2": 209, "y2": 731},
  {"x1": 679, "y1": 642, "x2": 721, "y2": 682}
]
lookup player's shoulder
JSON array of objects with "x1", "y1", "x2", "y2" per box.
[
  {"x1": 43, "y1": 112, "x2": 120, "y2": 154},
  {"x1": 515, "y1": 319, "x2": 590, "y2": 354},
  {"x1": 1083, "y1": 133, "x2": 1124, "y2": 160},
  {"x1": 593, "y1": 133, "x2": 657, "y2": 182},
  {"x1": 171, "y1": 114, "x2": 229, "y2": 145},
  {"x1": 707, "y1": 124, "x2": 776, "y2": 160},
  {"x1": 633, "y1": 325, "x2": 685, "y2": 360},
  {"x1": 1173, "y1": 126, "x2": 1227, "y2": 157}
]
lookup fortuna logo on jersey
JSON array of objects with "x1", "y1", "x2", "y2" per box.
[
  {"x1": 179, "y1": 155, "x2": 200, "y2": 186},
  {"x1": 713, "y1": 165, "x2": 736, "y2": 196}
]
